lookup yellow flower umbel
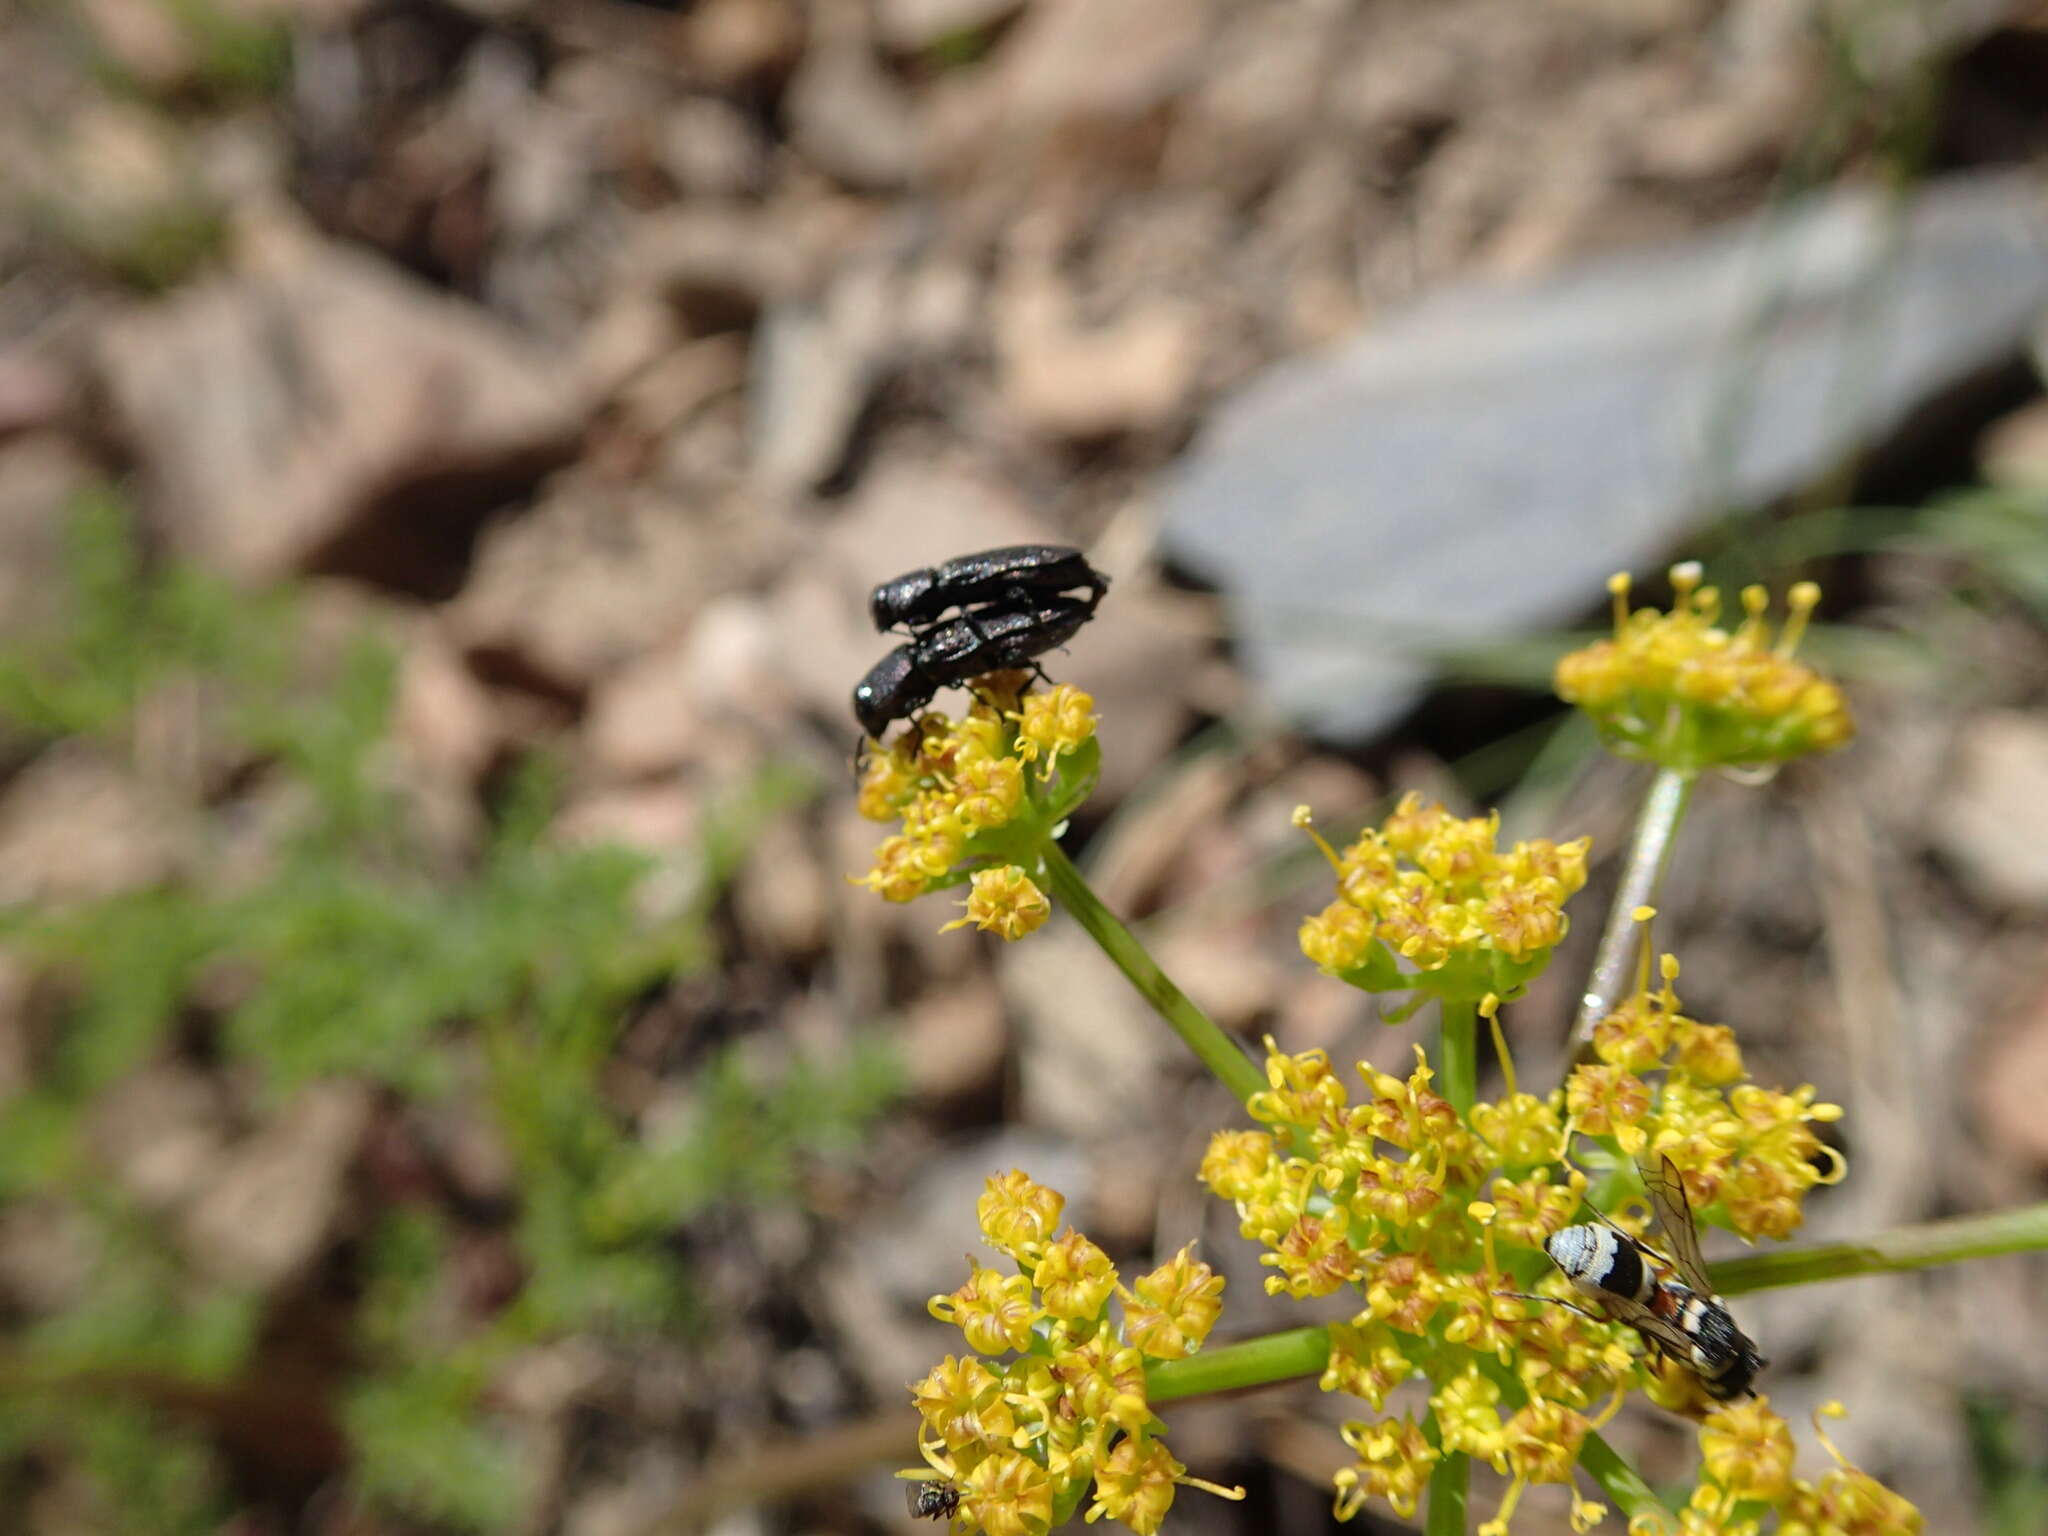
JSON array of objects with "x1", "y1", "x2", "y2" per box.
[
  {"x1": 909, "y1": 1171, "x2": 1242, "y2": 1536},
  {"x1": 1195, "y1": 921, "x2": 1906, "y2": 1535},
  {"x1": 853, "y1": 672, "x2": 1099, "y2": 939},
  {"x1": 1678, "y1": 1398, "x2": 1922, "y2": 1536},
  {"x1": 1294, "y1": 796, "x2": 1590, "y2": 1014},
  {"x1": 1554, "y1": 565, "x2": 1854, "y2": 773},
  {"x1": 1572, "y1": 927, "x2": 1845, "y2": 1241}
]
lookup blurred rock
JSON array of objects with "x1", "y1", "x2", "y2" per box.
[
  {"x1": 732, "y1": 813, "x2": 830, "y2": 956},
  {"x1": 620, "y1": 336, "x2": 751, "y2": 453},
  {"x1": 655, "y1": 97, "x2": 772, "y2": 200},
  {"x1": 450, "y1": 484, "x2": 745, "y2": 694},
  {"x1": 1002, "y1": 923, "x2": 1178, "y2": 1138},
  {"x1": 0, "y1": 953, "x2": 29, "y2": 1105},
  {"x1": 821, "y1": 450, "x2": 1048, "y2": 587},
  {"x1": 1164, "y1": 171, "x2": 2048, "y2": 741},
  {"x1": 93, "y1": 1063, "x2": 231, "y2": 1215},
  {"x1": 679, "y1": 0, "x2": 805, "y2": 91},
  {"x1": 1932, "y1": 711, "x2": 2048, "y2": 910},
  {"x1": 1083, "y1": 753, "x2": 1241, "y2": 913},
  {"x1": 0, "y1": 433, "x2": 91, "y2": 645},
  {"x1": 75, "y1": 0, "x2": 196, "y2": 90},
  {"x1": 182, "y1": 1081, "x2": 372, "y2": 1290},
  {"x1": 394, "y1": 620, "x2": 503, "y2": 788},
  {"x1": 932, "y1": 0, "x2": 1208, "y2": 166},
  {"x1": 1980, "y1": 397, "x2": 2048, "y2": 489},
  {"x1": 574, "y1": 294, "x2": 686, "y2": 411},
  {"x1": 564, "y1": 1443, "x2": 688, "y2": 1536},
  {"x1": 555, "y1": 784, "x2": 700, "y2": 857},
  {"x1": 878, "y1": 0, "x2": 1023, "y2": 51},
  {"x1": 899, "y1": 976, "x2": 1007, "y2": 1099},
  {"x1": 1054, "y1": 583, "x2": 1211, "y2": 804},
  {"x1": 750, "y1": 252, "x2": 900, "y2": 494},
  {"x1": 1978, "y1": 977, "x2": 2048, "y2": 1170},
  {"x1": 786, "y1": 7, "x2": 922, "y2": 192},
  {"x1": 1152, "y1": 919, "x2": 1281, "y2": 1034},
  {"x1": 622, "y1": 208, "x2": 801, "y2": 337},
  {"x1": 0, "y1": 352, "x2": 72, "y2": 443},
  {"x1": 97, "y1": 217, "x2": 581, "y2": 590},
  {"x1": 996, "y1": 271, "x2": 1201, "y2": 440},
  {"x1": 0, "y1": 1198, "x2": 95, "y2": 1314},
  {"x1": 0, "y1": 743, "x2": 189, "y2": 903},
  {"x1": 584, "y1": 593, "x2": 781, "y2": 781}
]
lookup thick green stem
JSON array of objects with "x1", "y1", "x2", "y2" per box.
[
  {"x1": 1571, "y1": 767, "x2": 1696, "y2": 1047},
  {"x1": 1144, "y1": 1327, "x2": 1329, "y2": 1404},
  {"x1": 1710, "y1": 1200, "x2": 2048, "y2": 1295},
  {"x1": 1040, "y1": 841, "x2": 1266, "y2": 1107},
  {"x1": 1439, "y1": 999, "x2": 1478, "y2": 1117},
  {"x1": 1426, "y1": 1447, "x2": 1470, "y2": 1536},
  {"x1": 1579, "y1": 1432, "x2": 1675, "y2": 1530}
]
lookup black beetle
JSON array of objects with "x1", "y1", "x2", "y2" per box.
[
  {"x1": 851, "y1": 597, "x2": 1096, "y2": 740},
  {"x1": 868, "y1": 544, "x2": 1108, "y2": 635},
  {"x1": 853, "y1": 643, "x2": 935, "y2": 741}
]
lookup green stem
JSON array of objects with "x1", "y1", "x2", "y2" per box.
[
  {"x1": 1439, "y1": 999, "x2": 1478, "y2": 1117},
  {"x1": 1144, "y1": 1327, "x2": 1329, "y2": 1404},
  {"x1": 1571, "y1": 767, "x2": 1696, "y2": 1047},
  {"x1": 1426, "y1": 1447, "x2": 1469, "y2": 1536},
  {"x1": 1041, "y1": 841, "x2": 1266, "y2": 1107},
  {"x1": 1579, "y1": 1432, "x2": 1675, "y2": 1531},
  {"x1": 1710, "y1": 1200, "x2": 2048, "y2": 1295}
]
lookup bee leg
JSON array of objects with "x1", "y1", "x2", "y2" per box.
[{"x1": 1493, "y1": 1290, "x2": 1605, "y2": 1324}]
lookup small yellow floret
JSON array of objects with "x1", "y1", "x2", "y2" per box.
[
  {"x1": 1123, "y1": 1245, "x2": 1226, "y2": 1359},
  {"x1": 1700, "y1": 1396, "x2": 1797, "y2": 1503},
  {"x1": 977, "y1": 1169, "x2": 1065, "y2": 1262},
  {"x1": 940, "y1": 864, "x2": 1052, "y2": 940}
]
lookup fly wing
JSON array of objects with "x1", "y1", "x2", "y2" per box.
[
  {"x1": 1597, "y1": 1290, "x2": 1698, "y2": 1361},
  {"x1": 1640, "y1": 1155, "x2": 1712, "y2": 1291}
]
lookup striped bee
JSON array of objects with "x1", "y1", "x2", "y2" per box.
[{"x1": 1525, "y1": 1156, "x2": 1766, "y2": 1401}]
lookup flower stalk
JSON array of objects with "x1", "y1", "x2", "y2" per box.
[
  {"x1": 1143, "y1": 1327, "x2": 1331, "y2": 1404},
  {"x1": 1577, "y1": 1432, "x2": 1674, "y2": 1529},
  {"x1": 1041, "y1": 842, "x2": 1266, "y2": 1107},
  {"x1": 1570, "y1": 766, "x2": 1694, "y2": 1048},
  {"x1": 1438, "y1": 998, "x2": 1479, "y2": 1117},
  {"x1": 1711, "y1": 1199, "x2": 2048, "y2": 1295},
  {"x1": 1426, "y1": 1448, "x2": 1470, "y2": 1536}
]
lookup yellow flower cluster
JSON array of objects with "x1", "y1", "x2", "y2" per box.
[
  {"x1": 1204, "y1": 1038, "x2": 1634, "y2": 1532},
  {"x1": 910, "y1": 1171, "x2": 1241, "y2": 1536},
  {"x1": 853, "y1": 679, "x2": 1098, "y2": 935},
  {"x1": 1295, "y1": 795, "x2": 1591, "y2": 1010},
  {"x1": 1666, "y1": 1398, "x2": 1922, "y2": 1536},
  {"x1": 1198, "y1": 938, "x2": 1886, "y2": 1533},
  {"x1": 1569, "y1": 945, "x2": 1844, "y2": 1241},
  {"x1": 1554, "y1": 566, "x2": 1854, "y2": 773}
]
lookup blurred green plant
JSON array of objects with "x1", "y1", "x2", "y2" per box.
[{"x1": 0, "y1": 488, "x2": 896, "y2": 1530}]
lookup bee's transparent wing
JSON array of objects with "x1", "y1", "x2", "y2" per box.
[
  {"x1": 1597, "y1": 1291, "x2": 1698, "y2": 1361},
  {"x1": 1640, "y1": 1155, "x2": 1712, "y2": 1292}
]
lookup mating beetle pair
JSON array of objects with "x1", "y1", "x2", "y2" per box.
[{"x1": 851, "y1": 545, "x2": 1110, "y2": 740}]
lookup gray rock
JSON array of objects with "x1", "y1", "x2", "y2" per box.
[
  {"x1": 1932, "y1": 711, "x2": 2048, "y2": 911},
  {"x1": 1163, "y1": 172, "x2": 2048, "y2": 742},
  {"x1": 97, "y1": 216, "x2": 582, "y2": 587}
]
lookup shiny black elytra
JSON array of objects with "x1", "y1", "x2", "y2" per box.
[
  {"x1": 907, "y1": 1479, "x2": 961, "y2": 1521},
  {"x1": 851, "y1": 597, "x2": 1097, "y2": 740},
  {"x1": 867, "y1": 544, "x2": 1108, "y2": 635}
]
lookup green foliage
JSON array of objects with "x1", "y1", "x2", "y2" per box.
[
  {"x1": 1966, "y1": 1391, "x2": 2048, "y2": 1536},
  {"x1": 0, "y1": 490, "x2": 900, "y2": 1530}
]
